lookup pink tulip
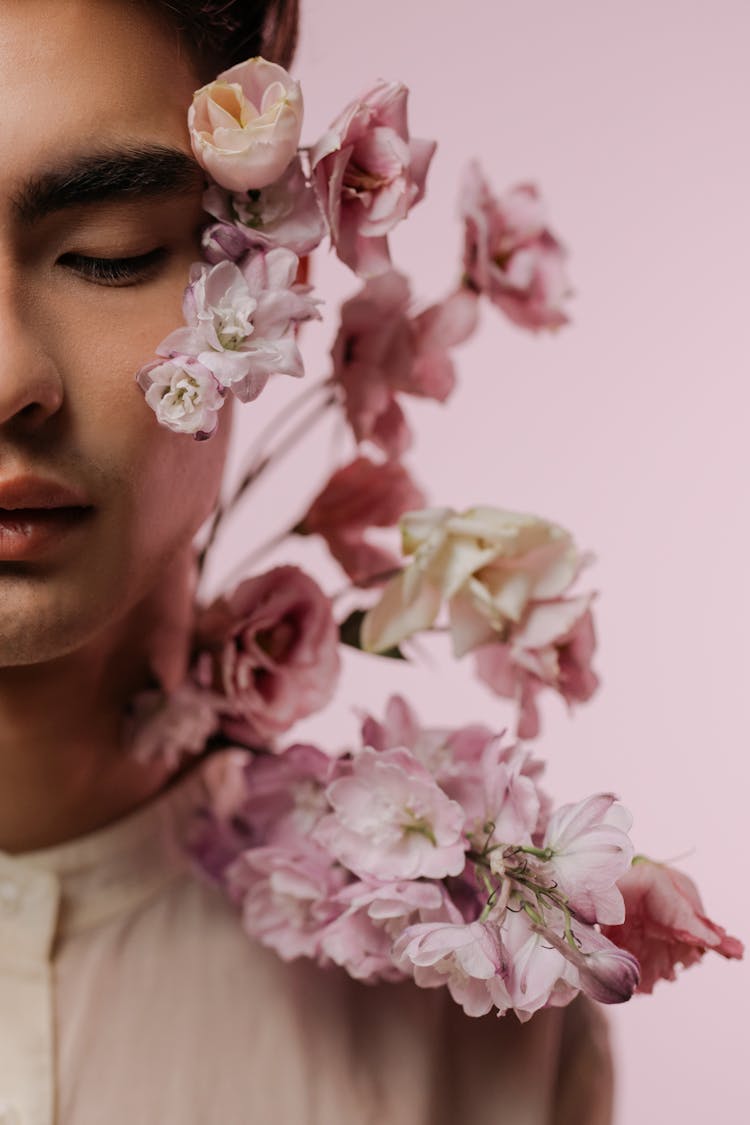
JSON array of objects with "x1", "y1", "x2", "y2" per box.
[
  {"x1": 189, "y1": 57, "x2": 303, "y2": 191},
  {"x1": 311, "y1": 81, "x2": 436, "y2": 276},
  {"x1": 601, "y1": 858, "x2": 744, "y2": 993},
  {"x1": 460, "y1": 160, "x2": 571, "y2": 331},
  {"x1": 297, "y1": 455, "x2": 426, "y2": 583}
]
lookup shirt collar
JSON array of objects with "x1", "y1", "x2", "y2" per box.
[{"x1": 0, "y1": 763, "x2": 211, "y2": 962}]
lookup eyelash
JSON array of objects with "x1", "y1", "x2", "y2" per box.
[{"x1": 59, "y1": 247, "x2": 168, "y2": 286}]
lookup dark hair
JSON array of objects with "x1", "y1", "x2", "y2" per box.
[{"x1": 144, "y1": 1, "x2": 300, "y2": 80}]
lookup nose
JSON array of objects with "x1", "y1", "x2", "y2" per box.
[{"x1": 0, "y1": 271, "x2": 64, "y2": 432}]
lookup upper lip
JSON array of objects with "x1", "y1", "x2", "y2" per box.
[{"x1": 0, "y1": 476, "x2": 93, "y2": 511}]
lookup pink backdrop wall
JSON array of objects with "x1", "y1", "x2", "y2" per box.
[{"x1": 210, "y1": 2, "x2": 749, "y2": 1119}]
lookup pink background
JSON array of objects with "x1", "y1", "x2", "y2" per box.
[{"x1": 209, "y1": 2, "x2": 749, "y2": 1120}]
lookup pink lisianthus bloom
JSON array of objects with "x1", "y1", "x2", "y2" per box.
[
  {"x1": 474, "y1": 599, "x2": 599, "y2": 739},
  {"x1": 311, "y1": 81, "x2": 436, "y2": 277},
  {"x1": 331, "y1": 271, "x2": 478, "y2": 458},
  {"x1": 296, "y1": 455, "x2": 427, "y2": 584},
  {"x1": 201, "y1": 156, "x2": 326, "y2": 262},
  {"x1": 457, "y1": 738, "x2": 544, "y2": 851},
  {"x1": 600, "y1": 858, "x2": 744, "y2": 993},
  {"x1": 188, "y1": 56, "x2": 303, "y2": 191},
  {"x1": 320, "y1": 878, "x2": 446, "y2": 982},
  {"x1": 361, "y1": 505, "x2": 588, "y2": 658},
  {"x1": 194, "y1": 565, "x2": 341, "y2": 747},
  {"x1": 127, "y1": 681, "x2": 221, "y2": 769},
  {"x1": 539, "y1": 794, "x2": 635, "y2": 925},
  {"x1": 136, "y1": 354, "x2": 225, "y2": 439},
  {"x1": 393, "y1": 919, "x2": 511, "y2": 1017},
  {"x1": 460, "y1": 160, "x2": 572, "y2": 332},
  {"x1": 314, "y1": 746, "x2": 467, "y2": 881},
  {"x1": 225, "y1": 840, "x2": 348, "y2": 961},
  {"x1": 155, "y1": 252, "x2": 321, "y2": 404}
]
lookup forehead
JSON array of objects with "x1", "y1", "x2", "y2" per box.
[{"x1": 0, "y1": 0, "x2": 200, "y2": 186}]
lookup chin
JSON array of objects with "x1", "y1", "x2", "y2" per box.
[{"x1": 0, "y1": 568, "x2": 126, "y2": 668}]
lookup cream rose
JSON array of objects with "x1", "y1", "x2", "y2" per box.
[
  {"x1": 188, "y1": 56, "x2": 303, "y2": 191},
  {"x1": 361, "y1": 505, "x2": 583, "y2": 656}
]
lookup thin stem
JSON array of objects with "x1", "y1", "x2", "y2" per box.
[
  {"x1": 215, "y1": 525, "x2": 293, "y2": 591},
  {"x1": 198, "y1": 387, "x2": 336, "y2": 573}
]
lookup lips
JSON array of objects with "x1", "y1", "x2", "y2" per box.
[{"x1": 0, "y1": 475, "x2": 94, "y2": 561}]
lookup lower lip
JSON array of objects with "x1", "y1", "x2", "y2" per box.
[{"x1": 0, "y1": 507, "x2": 93, "y2": 561}]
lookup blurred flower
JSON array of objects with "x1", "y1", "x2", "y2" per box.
[
  {"x1": 474, "y1": 599, "x2": 598, "y2": 738},
  {"x1": 127, "y1": 681, "x2": 221, "y2": 770},
  {"x1": 136, "y1": 355, "x2": 225, "y2": 439},
  {"x1": 460, "y1": 160, "x2": 571, "y2": 331},
  {"x1": 321, "y1": 879, "x2": 445, "y2": 982},
  {"x1": 189, "y1": 56, "x2": 303, "y2": 191},
  {"x1": 201, "y1": 156, "x2": 326, "y2": 261},
  {"x1": 225, "y1": 841, "x2": 347, "y2": 960},
  {"x1": 331, "y1": 271, "x2": 478, "y2": 457},
  {"x1": 311, "y1": 81, "x2": 436, "y2": 276},
  {"x1": 393, "y1": 919, "x2": 511, "y2": 1017},
  {"x1": 600, "y1": 858, "x2": 744, "y2": 993},
  {"x1": 296, "y1": 455, "x2": 426, "y2": 583},
  {"x1": 194, "y1": 565, "x2": 341, "y2": 746}
]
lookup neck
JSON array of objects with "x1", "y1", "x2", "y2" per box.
[{"x1": 0, "y1": 551, "x2": 197, "y2": 854}]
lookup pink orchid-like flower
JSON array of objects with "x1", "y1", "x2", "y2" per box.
[
  {"x1": 296, "y1": 455, "x2": 427, "y2": 584},
  {"x1": 361, "y1": 505, "x2": 588, "y2": 658},
  {"x1": 331, "y1": 271, "x2": 478, "y2": 457},
  {"x1": 311, "y1": 81, "x2": 436, "y2": 276},
  {"x1": 321, "y1": 879, "x2": 446, "y2": 982},
  {"x1": 540, "y1": 794, "x2": 635, "y2": 925},
  {"x1": 474, "y1": 599, "x2": 599, "y2": 739},
  {"x1": 393, "y1": 919, "x2": 511, "y2": 1017},
  {"x1": 460, "y1": 160, "x2": 572, "y2": 331},
  {"x1": 600, "y1": 858, "x2": 744, "y2": 993},
  {"x1": 534, "y1": 918, "x2": 641, "y2": 1005},
  {"x1": 194, "y1": 565, "x2": 341, "y2": 747},
  {"x1": 225, "y1": 841, "x2": 347, "y2": 961},
  {"x1": 136, "y1": 354, "x2": 225, "y2": 439},
  {"x1": 156, "y1": 251, "x2": 320, "y2": 403},
  {"x1": 201, "y1": 155, "x2": 326, "y2": 262},
  {"x1": 500, "y1": 907, "x2": 578, "y2": 1020},
  {"x1": 188, "y1": 56, "x2": 303, "y2": 191},
  {"x1": 314, "y1": 746, "x2": 467, "y2": 881}
]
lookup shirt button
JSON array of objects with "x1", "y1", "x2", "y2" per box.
[
  {"x1": 0, "y1": 879, "x2": 21, "y2": 915},
  {"x1": 0, "y1": 1100, "x2": 22, "y2": 1124}
]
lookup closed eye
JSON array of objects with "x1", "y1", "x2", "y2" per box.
[{"x1": 57, "y1": 247, "x2": 169, "y2": 286}]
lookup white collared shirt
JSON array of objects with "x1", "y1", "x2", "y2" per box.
[{"x1": 0, "y1": 757, "x2": 613, "y2": 1125}]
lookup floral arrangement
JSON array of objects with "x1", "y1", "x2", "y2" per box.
[{"x1": 130, "y1": 57, "x2": 743, "y2": 1020}]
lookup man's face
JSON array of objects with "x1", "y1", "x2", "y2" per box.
[{"x1": 0, "y1": 0, "x2": 231, "y2": 666}]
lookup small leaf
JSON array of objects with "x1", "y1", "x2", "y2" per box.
[{"x1": 338, "y1": 609, "x2": 407, "y2": 660}]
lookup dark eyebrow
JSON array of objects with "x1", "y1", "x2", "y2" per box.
[{"x1": 12, "y1": 144, "x2": 206, "y2": 225}]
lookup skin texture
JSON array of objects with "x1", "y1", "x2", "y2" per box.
[{"x1": 0, "y1": 0, "x2": 232, "y2": 850}]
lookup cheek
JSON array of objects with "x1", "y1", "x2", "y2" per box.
[{"x1": 48, "y1": 267, "x2": 231, "y2": 574}]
